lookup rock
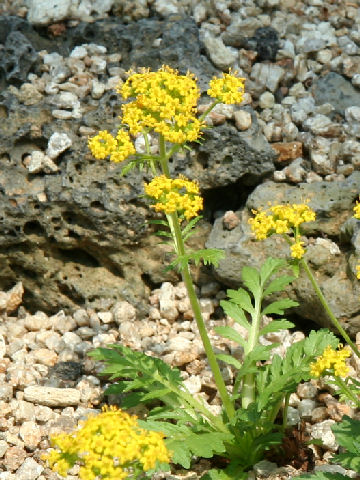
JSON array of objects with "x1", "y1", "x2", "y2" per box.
[
  {"x1": 313, "y1": 72, "x2": 360, "y2": 116},
  {"x1": 4, "y1": 446, "x2": 26, "y2": 472},
  {"x1": 19, "y1": 421, "x2": 42, "y2": 449},
  {"x1": 27, "y1": 0, "x2": 72, "y2": 25},
  {"x1": 10, "y1": 83, "x2": 43, "y2": 106},
  {"x1": 298, "y1": 399, "x2": 316, "y2": 418},
  {"x1": 26, "y1": 151, "x2": 58, "y2": 174},
  {"x1": 201, "y1": 31, "x2": 238, "y2": 70},
  {"x1": 296, "y1": 22, "x2": 337, "y2": 53},
  {"x1": 159, "y1": 282, "x2": 178, "y2": 322},
  {"x1": 206, "y1": 172, "x2": 360, "y2": 329},
  {"x1": 250, "y1": 63, "x2": 285, "y2": 92},
  {"x1": 234, "y1": 109, "x2": 252, "y2": 130},
  {"x1": 271, "y1": 141, "x2": 303, "y2": 164},
  {"x1": 311, "y1": 419, "x2": 338, "y2": 451},
  {"x1": 310, "y1": 137, "x2": 340, "y2": 175},
  {"x1": 154, "y1": 0, "x2": 180, "y2": 16},
  {"x1": 0, "y1": 31, "x2": 38, "y2": 85},
  {"x1": 0, "y1": 282, "x2": 23, "y2": 314},
  {"x1": 46, "y1": 132, "x2": 72, "y2": 160},
  {"x1": 246, "y1": 26, "x2": 280, "y2": 62},
  {"x1": 259, "y1": 91, "x2": 275, "y2": 109},
  {"x1": 283, "y1": 157, "x2": 307, "y2": 183},
  {"x1": 23, "y1": 386, "x2": 81, "y2": 406},
  {"x1": 223, "y1": 211, "x2": 240, "y2": 230},
  {"x1": 113, "y1": 301, "x2": 136, "y2": 325},
  {"x1": 15, "y1": 457, "x2": 44, "y2": 480}
]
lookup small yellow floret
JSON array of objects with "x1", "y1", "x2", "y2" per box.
[
  {"x1": 144, "y1": 175, "x2": 203, "y2": 220},
  {"x1": 207, "y1": 69, "x2": 245, "y2": 104},
  {"x1": 290, "y1": 241, "x2": 305, "y2": 259},
  {"x1": 310, "y1": 345, "x2": 351, "y2": 378},
  {"x1": 356, "y1": 263, "x2": 360, "y2": 280},
  {"x1": 88, "y1": 129, "x2": 135, "y2": 163},
  {"x1": 354, "y1": 199, "x2": 360, "y2": 219},
  {"x1": 42, "y1": 405, "x2": 171, "y2": 480}
]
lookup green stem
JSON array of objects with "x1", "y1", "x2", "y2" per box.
[
  {"x1": 241, "y1": 294, "x2": 262, "y2": 409},
  {"x1": 300, "y1": 258, "x2": 360, "y2": 359},
  {"x1": 332, "y1": 375, "x2": 360, "y2": 408},
  {"x1": 198, "y1": 100, "x2": 220, "y2": 123},
  {"x1": 282, "y1": 393, "x2": 290, "y2": 431},
  {"x1": 156, "y1": 136, "x2": 235, "y2": 420}
]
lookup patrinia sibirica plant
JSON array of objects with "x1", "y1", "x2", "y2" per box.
[{"x1": 43, "y1": 66, "x2": 360, "y2": 479}]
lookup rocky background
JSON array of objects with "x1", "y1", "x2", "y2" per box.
[{"x1": 1, "y1": 0, "x2": 360, "y2": 479}]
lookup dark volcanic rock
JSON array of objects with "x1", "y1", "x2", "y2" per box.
[
  {"x1": 1, "y1": 30, "x2": 38, "y2": 86},
  {"x1": 313, "y1": 72, "x2": 360, "y2": 117}
]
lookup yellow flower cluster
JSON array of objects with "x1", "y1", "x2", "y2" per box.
[
  {"x1": 144, "y1": 174, "x2": 203, "y2": 220},
  {"x1": 310, "y1": 345, "x2": 351, "y2": 378},
  {"x1": 88, "y1": 129, "x2": 136, "y2": 163},
  {"x1": 248, "y1": 203, "x2": 316, "y2": 259},
  {"x1": 118, "y1": 65, "x2": 203, "y2": 144},
  {"x1": 207, "y1": 69, "x2": 245, "y2": 104},
  {"x1": 42, "y1": 406, "x2": 171, "y2": 480}
]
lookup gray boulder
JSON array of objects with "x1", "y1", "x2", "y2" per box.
[{"x1": 206, "y1": 173, "x2": 360, "y2": 333}]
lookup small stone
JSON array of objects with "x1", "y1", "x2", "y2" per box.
[
  {"x1": 286, "y1": 406, "x2": 300, "y2": 426},
  {"x1": 46, "y1": 132, "x2": 72, "y2": 160},
  {"x1": 91, "y1": 79, "x2": 106, "y2": 99},
  {"x1": 113, "y1": 301, "x2": 136, "y2": 325},
  {"x1": 51, "y1": 109, "x2": 73, "y2": 120},
  {"x1": 253, "y1": 460, "x2": 277, "y2": 476},
  {"x1": 284, "y1": 158, "x2": 306, "y2": 183},
  {"x1": 90, "y1": 56, "x2": 107, "y2": 74},
  {"x1": 250, "y1": 63, "x2": 285, "y2": 92},
  {"x1": 4, "y1": 446, "x2": 26, "y2": 471},
  {"x1": 259, "y1": 91, "x2": 275, "y2": 109},
  {"x1": 15, "y1": 83, "x2": 43, "y2": 106},
  {"x1": 0, "y1": 384, "x2": 13, "y2": 401},
  {"x1": 19, "y1": 421, "x2": 42, "y2": 449},
  {"x1": 272, "y1": 141, "x2": 303, "y2": 164},
  {"x1": 15, "y1": 457, "x2": 44, "y2": 480},
  {"x1": 297, "y1": 381, "x2": 318, "y2": 399},
  {"x1": 159, "y1": 282, "x2": 178, "y2": 322},
  {"x1": 30, "y1": 348, "x2": 58, "y2": 366},
  {"x1": 311, "y1": 419, "x2": 338, "y2": 451},
  {"x1": 223, "y1": 211, "x2": 240, "y2": 230},
  {"x1": 70, "y1": 45, "x2": 88, "y2": 59},
  {"x1": 98, "y1": 311, "x2": 113, "y2": 324},
  {"x1": 298, "y1": 398, "x2": 316, "y2": 418},
  {"x1": 27, "y1": 151, "x2": 58, "y2": 174},
  {"x1": 311, "y1": 406, "x2": 328, "y2": 423},
  {"x1": 183, "y1": 375, "x2": 202, "y2": 394},
  {"x1": 202, "y1": 32, "x2": 238, "y2": 70},
  {"x1": 24, "y1": 386, "x2": 81, "y2": 406},
  {"x1": 234, "y1": 109, "x2": 252, "y2": 130},
  {"x1": 0, "y1": 440, "x2": 7, "y2": 458},
  {"x1": 24, "y1": 312, "x2": 51, "y2": 331}
]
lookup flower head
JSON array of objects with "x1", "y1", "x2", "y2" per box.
[
  {"x1": 144, "y1": 174, "x2": 203, "y2": 220},
  {"x1": 248, "y1": 203, "x2": 316, "y2": 259},
  {"x1": 356, "y1": 263, "x2": 360, "y2": 280},
  {"x1": 88, "y1": 129, "x2": 135, "y2": 162},
  {"x1": 310, "y1": 345, "x2": 351, "y2": 378},
  {"x1": 207, "y1": 69, "x2": 245, "y2": 104},
  {"x1": 119, "y1": 65, "x2": 203, "y2": 144},
  {"x1": 42, "y1": 405, "x2": 171, "y2": 480},
  {"x1": 354, "y1": 198, "x2": 360, "y2": 220}
]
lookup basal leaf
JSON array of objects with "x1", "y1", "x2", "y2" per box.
[
  {"x1": 225, "y1": 288, "x2": 254, "y2": 315},
  {"x1": 241, "y1": 266, "x2": 260, "y2": 299},
  {"x1": 262, "y1": 275, "x2": 295, "y2": 297},
  {"x1": 216, "y1": 353, "x2": 243, "y2": 369},
  {"x1": 259, "y1": 258, "x2": 286, "y2": 285},
  {"x1": 261, "y1": 298, "x2": 298, "y2": 315},
  {"x1": 295, "y1": 472, "x2": 347, "y2": 480},
  {"x1": 259, "y1": 319, "x2": 295, "y2": 337},
  {"x1": 220, "y1": 300, "x2": 251, "y2": 331},
  {"x1": 331, "y1": 416, "x2": 360, "y2": 453},
  {"x1": 214, "y1": 325, "x2": 247, "y2": 349}
]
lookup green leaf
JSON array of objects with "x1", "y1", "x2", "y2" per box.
[
  {"x1": 241, "y1": 266, "x2": 260, "y2": 299},
  {"x1": 225, "y1": 288, "x2": 254, "y2": 315},
  {"x1": 220, "y1": 300, "x2": 251, "y2": 331},
  {"x1": 259, "y1": 258, "x2": 287, "y2": 285},
  {"x1": 181, "y1": 215, "x2": 202, "y2": 242},
  {"x1": 261, "y1": 298, "x2": 298, "y2": 315},
  {"x1": 259, "y1": 319, "x2": 295, "y2": 337},
  {"x1": 214, "y1": 325, "x2": 247, "y2": 349},
  {"x1": 174, "y1": 248, "x2": 225, "y2": 270},
  {"x1": 263, "y1": 275, "x2": 295, "y2": 296},
  {"x1": 216, "y1": 353, "x2": 243, "y2": 369}
]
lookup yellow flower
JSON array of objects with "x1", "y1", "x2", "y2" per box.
[
  {"x1": 42, "y1": 405, "x2": 171, "y2": 480},
  {"x1": 144, "y1": 174, "x2": 203, "y2": 220},
  {"x1": 88, "y1": 130, "x2": 117, "y2": 159},
  {"x1": 310, "y1": 345, "x2": 351, "y2": 378},
  {"x1": 354, "y1": 198, "x2": 360, "y2": 220},
  {"x1": 207, "y1": 69, "x2": 245, "y2": 104},
  {"x1": 119, "y1": 65, "x2": 202, "y2": 143},
  {"x1": 248, "y1": 203, "x2": 316, "y2": 259},
  {"x1": 88, "y1": 129, "x2": 135, "y2": 163},
  {"x1": 290, "y1": 241, "x2": 305, "y2": 259},
  {"x1": 356, "y1": 263, "x2": 360, "y2": 280}
]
